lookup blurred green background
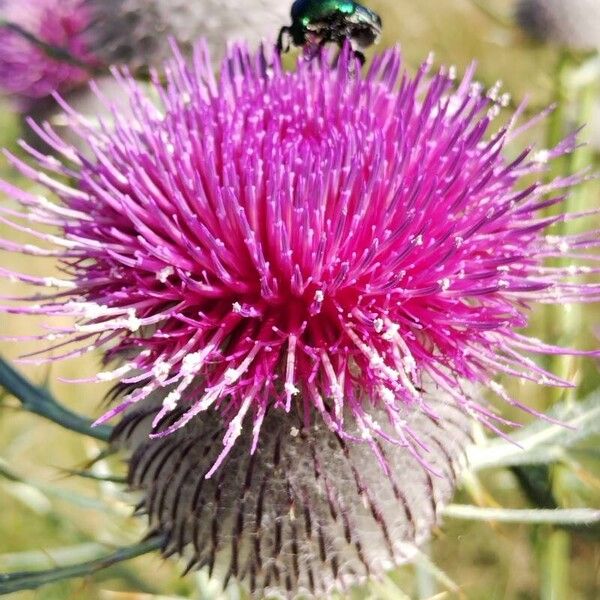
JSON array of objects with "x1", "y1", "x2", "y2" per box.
[{"x1": 0, "y1": 0, "x2": 599, "y2": 598}]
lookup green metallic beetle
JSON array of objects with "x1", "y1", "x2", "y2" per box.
[{"x1": 277, "y1": 0, "x2": 383, "y2": 64}]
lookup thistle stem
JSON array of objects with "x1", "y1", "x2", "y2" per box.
[
  {"x1": 0, "y1": 536, "x2": 165, "y2": 595},
  {"x1": 0, "y1": 357, "x2": 112, "y2": 442},
  {"x1": 540, "y1": 530, "x2": 571, "y2": 600},
  {"x1": 443, "y1": 505, "x2": 600, "y2": 525}
]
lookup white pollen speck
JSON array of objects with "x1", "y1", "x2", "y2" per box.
[
  {"x1": 153, "y1": 361, "x2": 171, "y2": 382},
  {"x1": 382, "y1": 322, "x2": 400, "y2": 341},
  {"x1": 440, "y1": 278, "x2": 451, "y2": 291},
  {"x1": 487, "y1": 105, "x2": 501, "y2": 119},
  {"x1": 96, "y1": 364, "x2": 133, "y2": 382},
  {"x1": 43, "y1": 277, "x2": 75, "y2": 288},
  {"x1": 156, "y1": 266, "x2": 174, "y2": 283},
  {"x1": 369, "y1": 354, "x2": 383, "y2": 367},
  {"x1": 68, "y1": 301, "x2": 108, "y2": 319},
  {"x1": 373, "y1": 318, "x2": 384, "y2": 333},
  {"x1": 489, "y1": 381, "x2": 504, "y2": 395},
  {"x1": 558, "y1": 241, "x2": 570, "y2": 253},
  {"x1": 533, "y1": 149, "x2": 550, "y2": 164},
  {"x1": 413, "y1": 234, "x2": 424, "y2": 246},
  {"x1": 181, "y1": 352, "x2": 204, "y2": 375},
  {"x1": 454, "y1": 236, "x2": 464, "y2": 248},
  {"x1": 125, "y1": 309, "x2": 141, "y2": 332},
  {"x1": 284, "y1": 382, "x2": 299, "y2": 396},
  {"x1": 224, "y1": 368, "x2": 239, "y2": 384},
  {"x1": 446, "y1": 96, "x2": 463, "y2": 116},
  {"x1": 163, "y1": 390, "x2": 181, "y2": 411},
  {"x1": 314, "y1": 290, "x2": 324, "y2": 302},
  {"x1": 469, "y1": 82, "x2": 483, "y2": 97},
  {"x1": 487, "y1": 87, "x2": 498, "y2": 102},
  {"x1": 380, "y1": 387, "x2": 395, "y2": 403},
  {"x1": 403, "y1": 355, "x2": 417, "y2": 372},
  {"x1": 290, "y1": 427, "x2": 299, "y2": 438},
  {"x1": 232, "y1": 302, "x2": 242, "y2": 313}
]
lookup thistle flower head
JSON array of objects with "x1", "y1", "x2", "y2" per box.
[
  {"x1": 2, "y1": 42, "x2": 598, "y2": 472},
  {"x1": 0, "y1": 0, "x2": 94, "y2": 108}
]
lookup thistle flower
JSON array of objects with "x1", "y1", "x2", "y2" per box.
[
  {"x1": 0, "y1": 0, "x2": 94, "y2": 108},
  {"x1": 515, "y1": 0, "x2": 600, "y2": 51},
  {"x1": 86, "y1": 0, "x2": 290, "y2": 71},
  {"x1": 1, "y1": 42, "x2": 598, "y2": 596}
]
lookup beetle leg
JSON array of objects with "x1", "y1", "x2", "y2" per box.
[
  {"x1": 353, "y1": 50, "x2": 366, "y2": 66},
  {"x1": 276, "y1": 26, "x2": 292, "y2": 54}
]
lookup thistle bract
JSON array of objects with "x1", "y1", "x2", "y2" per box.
[
  {"x1": 1, "y1": 42, "x2": 598, "y2": 483},
  {"x1": 0, "y1": 0, "x2": 94, "y2": 108},
  {"x1": 113, "y1": 389, "x2": 471, "y2": 597}
]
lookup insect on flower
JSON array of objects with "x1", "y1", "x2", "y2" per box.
[{"x1": 277, "y1": 0, "x2": 383, "y2": 64}]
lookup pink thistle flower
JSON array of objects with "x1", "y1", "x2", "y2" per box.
[
  {"x1": 0, "y1": 0, "x2": 94, "y2": 109},
  {"x1": 1, "y1": 41, "x2": 598, "y2": 469},
  {"x1": 0, "y1": 42, "x2": 598, "y2": 594}
]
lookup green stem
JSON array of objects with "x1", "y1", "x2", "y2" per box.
[
  {"x1": 443, "y1": 505, "x2": 600, "y2": 525},
  {"x1": 58, "y1": 468, "x2": 127, "y2": 484},
  {"x1": 0, "y1": 357, "x2": 112, "y2": 442},
  {"x1": 540, "y1": 530, "x2": 571, "y2": 600},
  {"x1": 0, "y1": 536, "x2": 165, "y2": 595}
]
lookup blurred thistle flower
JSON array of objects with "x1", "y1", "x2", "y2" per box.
[
  {"x1": 515, "y1": 0, "x2": 600, "y2": 51},
  {"x1": 1, "y1": 41, "x2": 599, "y2": 596},
  {"x1": 4, "y1": 0, "x2": 288, "y2": 151},
  {"x1": 0, "y1": 0, "x2": 95, "y2": 109},
  {"x1": 86, "y1": 0, "x2": 290, "y2": 71}
]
